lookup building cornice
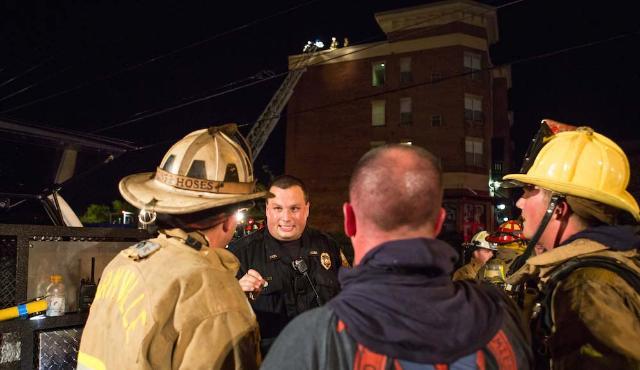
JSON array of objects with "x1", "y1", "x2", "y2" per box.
[{"x1": 374, "y1": 0, "x2": 498, "y2": 44}]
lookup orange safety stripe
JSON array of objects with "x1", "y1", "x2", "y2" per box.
[
  {"x1": 354, "y1": 343, "x2": 388, "y2": 370},
  {"x1": 336, "y1": 319, "x2": 347, "y2": 333},
  {"x1": 486, "y1": 330, "x2": 517, "y2": 370},
  {"x1": 476, "y1": 350, "x2": 486, "y2": 370}
]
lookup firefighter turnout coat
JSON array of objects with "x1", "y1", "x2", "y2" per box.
[{"x1": 78, "y1": 228, "x2": 260, "y2": 370}]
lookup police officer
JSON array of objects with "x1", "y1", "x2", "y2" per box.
[
  {"x1": 78, "y1": 125, "x2": 265, "y2": 369},
  {"x1": 504, "y1": 121, "x2": 640, "y2": 369},
  {"x1": 228, "y1": 175, "x2": 346, "y2": 355}
]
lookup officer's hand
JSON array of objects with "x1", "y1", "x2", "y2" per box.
[{"x1": 239, "y1": 269, "x2": 267, "y2": 299}]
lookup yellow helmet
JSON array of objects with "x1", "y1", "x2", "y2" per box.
[
  {"x1": 119, "y1": 124, "x2": 266, "y2": 214},
  {"x1": 504, "y1": 126, "x2": 640, "y2": 221}
]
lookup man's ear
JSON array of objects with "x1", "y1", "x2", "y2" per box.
[
  {"x1": 222, "y1": 214, "x2": 235, "y2": 233},
  {"x1": 554, "y1": 201, "x2": 571, "y2": 219},
  {"x1": 343, "y1": 203, "x2": 356, "y2": 237},
  {"x1": 433, "y1": 207, "x2": 446, "y2": 236}
]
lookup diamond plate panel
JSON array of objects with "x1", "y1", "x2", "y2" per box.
[
  {"x1": 36, "y1": 327, "x2": 82, "y2": 370},
  {"x1": 0, "y1": 331, "x2": 20, "y2": 365},
  {"x1": 0, "y1": 236, "x2": 17, "y2": 308}
]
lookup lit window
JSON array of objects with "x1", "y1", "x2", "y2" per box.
[
  {"x1": 464, "y1": 94, "x2": 483, "y2": 122},
  {"x1": 465, "y1": 137, "x2": 484, "y2": 167},
  {"x1": 431, "y1": 115, "x2": 442, "y2": 127},
  {"x1": 464, "y1": 52, "x2": 482, "y2": 79},
  {"x1": 400, "y1": 97, "x2": 412, "y2": 125},
  {"x1": 372, "y1": 61, "x2": 386, "y2": 86},
  {"x1": 400, "y1": 57, "x2": 412, "y2": 83},
  {"x1": 371, "y1": 100, "x2": 386, "y2": 126},
  {"x1": 400, "y1": 140, "x2": 412, "y2": 146}
]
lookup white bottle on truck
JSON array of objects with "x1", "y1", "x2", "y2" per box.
[{"x1": 45, "y1": 275, "x2": 66, "y2": 317}]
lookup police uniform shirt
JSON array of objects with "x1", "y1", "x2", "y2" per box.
[{"x1": 228, "y1": 227, "x2": 343, "y2": 353}]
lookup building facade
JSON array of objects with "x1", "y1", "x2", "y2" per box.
[{"x1": 285, "y1": 0, "x2": 514, "y2": 242}]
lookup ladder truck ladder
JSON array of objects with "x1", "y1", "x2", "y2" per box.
[{"x1": 247, "y1": 45, "x2": 319, "y2": 161}]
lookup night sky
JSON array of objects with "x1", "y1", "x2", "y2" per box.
[{"x1": 1, "y1": 0, "x2": 639, "y2": 223}]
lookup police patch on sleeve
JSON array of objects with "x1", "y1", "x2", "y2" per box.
[{"x1": 320, "y1": 252, "x2": 331, "y2": 270}]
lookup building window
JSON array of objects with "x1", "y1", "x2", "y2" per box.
[
  {"x1": 370, "y1": 140, "x2": 386, "y2": 148},
  {"x1": 372, "y1": 61, "x2": 385, "y2": 86},
  {"x1": 465, "y1": 137, "x2": 484, "y2": 167},
  {"x1": 400, "y1": 57, "x2": 412, "y2": 83},
  {"x1": 464, "y1": 52, "x2": 482, "y2": 79},
  {"x1": 400, "y1": 139, "x2": 413, "y2": 146},
  {"x1": 371, "y1": 100, "x2": 386, "y2": 126},
  {"x1": 400, "y1": 97, "x2": 412, "y2": 125},
  {"x1": 464, "y1": 94, "x2": 483, "y2": 122},
  {"x1": 431, "y1": 115, "x2": 443, "y2": 127}
]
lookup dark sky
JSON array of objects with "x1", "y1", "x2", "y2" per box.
[{"x1": 1, "y1": 0, "x2": 639, "y2": 222}]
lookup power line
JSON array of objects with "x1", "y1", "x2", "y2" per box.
[
  {"x1": 131, "y1": 24, "x2": 640, "y2": 154},
  {"x1": 283, "y1": 28, "x2": 640, "y2": 119},
  {"x1": 0, "y1": 58, "x2": 52, "y2": 90},
  {"x1": 91, "y1": 70, "x2": 284, "y2": 133},
  {"x1": 0, "y1": 0, "x2": 323, "y2": 115},
  {"x1": 92, "y1": 0, "x2": 525, "y2": 135},
  {"x1": 0, "y1": 66, "x2": 72, "y2": 104}
]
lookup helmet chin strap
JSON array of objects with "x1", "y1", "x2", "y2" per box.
[{"x1": 507, "y1": 193, "x2": 564, "y2": 276}]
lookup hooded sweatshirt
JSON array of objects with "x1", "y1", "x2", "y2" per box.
[{"x1": 262, "y1": 238, "x2": 532, "y2": 369}]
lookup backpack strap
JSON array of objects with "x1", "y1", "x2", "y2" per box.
[{"x1": 536, "y1": 256, "x2": 640, "y2": 337}]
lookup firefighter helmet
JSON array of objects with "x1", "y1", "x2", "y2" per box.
[
  {"x1": 504, "y1": 125, "x2": 640, "y2": 221},
  {"x1": 119, "y1": 124, "x2": 266, "y2": 214},
  {"x1": 463, "y1": 230, "x2": 497, "y2": 251},
  {"x1": 485, "y1": 220, "x2": 525, "y2": 244}
]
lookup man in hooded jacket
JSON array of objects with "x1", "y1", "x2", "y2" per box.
[{"x1": 262, "y1": 144, "x2": 532, "y2": 369}]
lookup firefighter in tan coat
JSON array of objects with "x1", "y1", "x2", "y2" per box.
[
  {"x1": 503, "y1": 121, "x2": 640, "y2": 369},
  {"x1": 452, "y1": 230, "x2": 496, "y2": 280},
  {"x1": 78, "y1": 125, "x2": 265, "y2": 370}
]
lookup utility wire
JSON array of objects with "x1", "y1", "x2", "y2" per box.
[
  {"x1": 283, "y1": 28, "x2": 640, "y2": 119},
  {"x1": 92, "y1": 0, "x2": 526, "y2": 135},
  {"x1": 0, "y1": 0, "x2": 322, "y2": 115},
  {"x1": 0, "y1": 58, "x2": 52, "y2": 90},
  {"x1": 131, "y1": 26, "x2": 640, "y2": 153},
  {"x1": 0, "y1": 66, "x2": 72, "y2": 104}
]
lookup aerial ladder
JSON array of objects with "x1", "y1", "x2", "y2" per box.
[{"x1": 247, "y1": 44, "x2": 321, "y2": 161}]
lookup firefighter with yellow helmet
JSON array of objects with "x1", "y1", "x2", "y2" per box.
[
  {"x1": 78, "y1": 125, "x2": 265, "y2": 369},
  {"x1": 504, "y1": 120, "x2": 640, "y2": 369}
]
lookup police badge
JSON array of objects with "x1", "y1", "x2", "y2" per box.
[{"x1": 320, "y1": 252, "x2": 331, "y2": 270}]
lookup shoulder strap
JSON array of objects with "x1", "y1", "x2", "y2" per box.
[{"x1": 538, "y1": 256, "x2": 640, "y2": 335}]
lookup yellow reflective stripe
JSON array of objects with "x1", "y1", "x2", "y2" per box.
[{"x1": 77, "y1": 351, "x2": 106, "y2": 370}]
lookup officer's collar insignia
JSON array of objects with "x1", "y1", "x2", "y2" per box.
[
  {"x1": 185, "y1": 236, "x2": 202, "y2": 251},
  {"x1": 269, "y1": 254, "x2": 279, "y2": 261},
  {"x1": 320, "y1": 252, "x2": 331, "y2": 270},
  {"x1": 309, "y1": 250, "x2": 319, "y2": 255}
]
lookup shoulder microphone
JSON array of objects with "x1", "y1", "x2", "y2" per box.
[{"x1": 292, "y1": 259, "x2": 322, "y2": 306}]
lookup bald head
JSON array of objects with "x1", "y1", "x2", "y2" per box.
[{"x1": 349, "y1": 145, "x2": 443, "y2": 232}]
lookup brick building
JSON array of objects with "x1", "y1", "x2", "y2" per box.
[{"x1": 285, "y1": 0, "x2": 514, "y2": 242}]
